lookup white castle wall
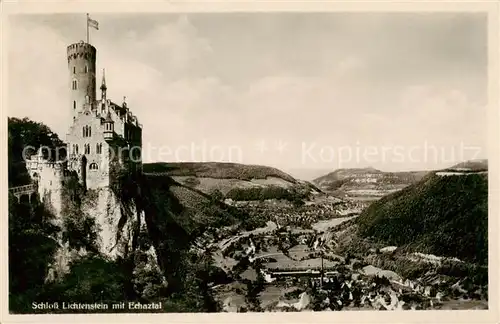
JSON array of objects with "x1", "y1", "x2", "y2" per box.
[{"x1": 25, "y1": 155, "x2": 65, "y2": 219}]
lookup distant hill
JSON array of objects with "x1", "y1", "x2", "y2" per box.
[
  {"x1": 144, "y1": 162, "x2": 297, "y2": 183},
  {"x1": 355, "y1": 164, "x2": 488, "y2": 265},
  {"x1": 143, "y1": 162, "x2": 319, "y2": 202},
  {"x1": 447, "y1": 159, "x2": 488, "y2": 172},
  {"x1": 312, "y1": 167, "x2": 428, "y2": 197}
]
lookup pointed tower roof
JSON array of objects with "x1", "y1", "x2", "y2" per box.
[
  {"x1": 105, "y1": 110, "x2": 114, "y2": 122},
  {"x1": 100, "y1": 69, "x2": 107, "y2": 91}
]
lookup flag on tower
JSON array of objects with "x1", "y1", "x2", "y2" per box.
[{"x1": 87, "y1": 15, "x2": 99, "y2": 30}]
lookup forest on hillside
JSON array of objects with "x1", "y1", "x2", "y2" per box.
[{"x1": 356, "y1": 172, "x2": 488, "y2": 265}]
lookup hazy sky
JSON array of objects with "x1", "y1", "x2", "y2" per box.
[{"x1": 8, "y1": 13, "x2": 488, "y2": 178}]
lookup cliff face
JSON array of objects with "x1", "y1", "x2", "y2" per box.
[
  {"x1": 43, "y1": 181, "x2": 165, "y2": 294},
  {"x1": 83, "y1": 188, "x2": 131, "y2": 258}
]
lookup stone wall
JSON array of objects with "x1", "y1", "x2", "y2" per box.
[{"x1": 66, "y1": 111, "x2": 111, "y2": 189}]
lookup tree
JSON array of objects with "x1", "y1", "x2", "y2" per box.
[
  {"x1": 209, "y1": 189, "x2": 224, "y2": 202},
  {"x1": 41, "y1": 256, "x2": 130, "y2": 306},
  {"x1": 9, "y1": 195, "x2": 60, "y2": 313},
  {"x1": 8, "y1": 117, "x2": 66, "y2": 187}
]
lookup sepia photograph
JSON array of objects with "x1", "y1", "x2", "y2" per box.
[{"x1": 1, "y1": 2, "x2": 498, "y2": 321}]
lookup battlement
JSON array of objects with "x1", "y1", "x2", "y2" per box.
[
  {"x1": 67, "y1": 41, "x2": 96, "y2": 62},
  {"x1": 26, "y1": 160, "x2": 65, "y2": 170},
  {"x1": 26, "y1": 158, "x2": 67, "y2": 178}
]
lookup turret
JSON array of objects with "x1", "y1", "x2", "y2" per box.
[
  {"x1": 67, "y1": 41, "x2": 97, "y2": 123},
  {"x1": 103, "y1": 111, "x2": 114, "y2": 140}
]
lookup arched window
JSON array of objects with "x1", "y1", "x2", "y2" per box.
[
  {"x1": 96, "y1": 143, "x2": 103, "y2": 154},
  {"x1": 72, "y1": 79, "x2": 78, "y2": 90},
  {"x1": 82, "y1": 125, "x2": 92, "y2": 138},
  {"x1": 84, "y1": 65, "x2": 88, "y2": 73},
  {"x1": 89, "y1": 163, "x2": 99, "y2": 170},
  {"x1": 82, "y1": 126, "x2": 85, "y2": 137},
  {"x1": 89, "y1": 126, "x2": 91, "y2": 137},
  {"x1": 75, "y1": 144, "x2": 79, "y2": 154},
  {"x1": 73, "y1": 100, "x2": 76, "y2": 110},
  {"x1": 73, "y1": 66, "x2": 76, "y2": 74}
]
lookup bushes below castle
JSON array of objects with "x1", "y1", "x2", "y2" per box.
[{"x1": 8, "y1": 195, "x2": 60, "y2": 313}]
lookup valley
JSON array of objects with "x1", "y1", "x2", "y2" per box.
[{"x1": 180, "y1": 161, "x2": 489, "y2": 312}]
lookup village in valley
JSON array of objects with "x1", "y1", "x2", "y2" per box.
[{"x1": 190, "y1": 186, "x2": 488, "y2": 312}]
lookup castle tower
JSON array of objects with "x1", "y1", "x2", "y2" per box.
[{"x1": 67, "y1": 41, "x2": 97, "y2": 123}]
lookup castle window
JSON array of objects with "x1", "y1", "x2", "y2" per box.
[
  {"x1": 75, "y1": 144, "x2": 79, "y2": 154},
  {"x1": 96, "y1": 143, "x2": 103, "y2": 154},
  {"x1": 89, "y1": 163, "x2": 98, "y2": 170},
  {"x1": 83, "y1": 125, "x2": 92, "y2": 138},
  {"x1": 73, "y1": 66, "x2": 76, "y2": 74},
  {"x1": 72, "y1": 79, "x2": 78, "y2": 90},
  {"x1": 85, "y1": 65, "x2": 88, "y2": 73},
  {"x1": 73, "y1": 100, "x2": 76, "y2": 110}
]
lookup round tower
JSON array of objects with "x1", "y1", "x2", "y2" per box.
[{"x1": 67, "y1": 41, "x2": 97, "y2": 123}]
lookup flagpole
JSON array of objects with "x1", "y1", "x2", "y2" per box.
[{"x1": 86, "y1": 13, "x2": 89, "y2": 44}]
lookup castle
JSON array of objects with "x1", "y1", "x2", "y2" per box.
[{"x1": 26, "y1": 40, "x2": 142, "y2": 191}]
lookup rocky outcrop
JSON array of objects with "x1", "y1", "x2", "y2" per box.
[{"x1": 43, "y1": 184, "x2": 166, "y2": 295}]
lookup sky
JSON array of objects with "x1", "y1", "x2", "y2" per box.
[{"x1": 7, "y1": 13, "x2": 488, "y2": 179}]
